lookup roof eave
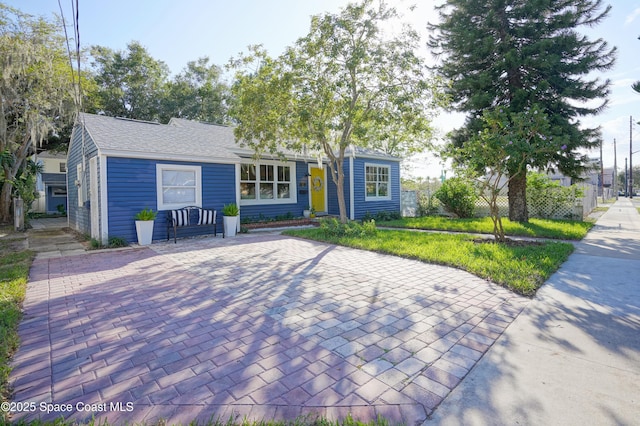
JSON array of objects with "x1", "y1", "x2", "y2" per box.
[{"x1": 100, "y1": 150, "x2": 241, "y2": 165}]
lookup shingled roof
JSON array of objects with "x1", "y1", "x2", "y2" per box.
[
  {"x1": 76, "y1": 113, "x2": 241, "y2": 163},
  {"x1": 75, "y1": 113, "x2": 399, "y2": 163}
]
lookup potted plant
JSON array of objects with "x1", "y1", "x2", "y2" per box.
[
  {"x1": 134, "y1": 208, "x2": 157, "y2": 245},
  {"x1": 222, "y1": 203, "x2": 240, "y2": 237},
  {"x1": 309, "y1": 206, "x2": 316, "y2": 218},
  {"x1": 303, "y1": 206, "x2": 311, "y2": 219}
]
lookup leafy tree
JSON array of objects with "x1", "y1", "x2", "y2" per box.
[
  {"x1": 90, "y1": 41, "x2": 170, "y2": 121},
  {"x1": 11, "y1": 159, "x2": 42, "y2": 216},
  {"x1": 161, "y1": 57, "x2": 230, "y2": 124},
  {"x1": 230, "y1": 0, "x2": 442, "y2": 223},
  {"x1": 618, "y1": 165, "x2": 640, "y2": 195},
  {"x1": 0, "y1": 4, "x2": 77, "y2": 223},
  {"x1": 446, "y1": 106, "x2": 559, "y2": 241},
  {"x1": 430, "y1": 0, "x2": 616, "y2": 222}
]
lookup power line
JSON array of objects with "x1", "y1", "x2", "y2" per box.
[{"x1": 57, "y1": 0, "x2": 83, "y2": 113}]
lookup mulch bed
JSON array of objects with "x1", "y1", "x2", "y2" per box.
[
  {"x1": 243, "y1": 218, "x2": 318, "y2": 230},
  {"x1": 473, "y1": 237, "x2": 545, "y2": 247}
]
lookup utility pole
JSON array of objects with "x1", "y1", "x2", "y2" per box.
[
  {"x1": 614, "y1": 138, "x2": 618, "y2": 200},
  {"x1": 630, "y1": 116, "x2": 633, "y2": 199},
  {"x1": 600, "y1": 140, "x2": 605, "y2": 203},
  {"x1": 625, "y1": 157, "x2": 628, "y2": 197}
]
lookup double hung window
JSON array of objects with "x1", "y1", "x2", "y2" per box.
[
  {"x1": 365, "y1": 164, "x2": 391, "y2": 200},
  {"x1": 156, "y1": 164, "x2": 202, "y2": 210},
  {"x1": 240, "y1": 161, "x2": 295, "y2": 204}
]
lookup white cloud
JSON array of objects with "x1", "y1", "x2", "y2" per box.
[{"x1": 624, "y1": 7, "x2": 640, "y2": 26}]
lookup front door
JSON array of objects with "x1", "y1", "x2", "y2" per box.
[{"x1": 310, "y1": 166, "x2": 326, "y2": 213}]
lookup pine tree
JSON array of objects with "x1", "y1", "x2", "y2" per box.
[{"x1": 430, "y1": 0, "x2": 616, "y2": 221}]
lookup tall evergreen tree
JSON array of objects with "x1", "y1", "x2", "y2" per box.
[{"x1": 429, "y1": 0, "x2": 616, "y2": 221}]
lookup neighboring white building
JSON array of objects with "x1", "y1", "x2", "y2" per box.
[
  {"x1": 547, "y1": 158, "x2": 614, "y2": 188},
  {"x1": 33, "y1": 150, "x2": 67, "y2": 214}
]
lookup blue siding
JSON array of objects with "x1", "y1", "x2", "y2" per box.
[
  {"x1": 352, "y1": 158, "x2": 401, "y2": 219},
  {"x1": 67, "y1": 124, "x2": 98, "y2": 236},
  {"x1": 106, "y1": 157, "x2": 236, "y2": 243}
]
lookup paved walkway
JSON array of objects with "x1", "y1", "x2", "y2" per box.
[
  {"x1": 26, "y1": 217, "x2": 86, "y2": 259},
  {"x1": 9, "y1": 231, "x2": 528, "y2": 424},
  {"x1": 429, "y1": 198, "x2": 640, "y2": 425}
]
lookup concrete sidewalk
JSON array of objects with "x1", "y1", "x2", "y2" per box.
[
  {"x1": 429, "y1": 198, "x2": 640, "y2": 425},
  {"x1": 27, "y1": 217, "x2": 87, "y2": 259}
]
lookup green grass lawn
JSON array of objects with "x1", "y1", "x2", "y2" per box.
[
  {"x1": 0, "y1": 228, "x2": 33, "y2": 421},
  {"x1": 284, "y1": 227, "x2": 574, "y2": 297},
  {"x1": 381, "y1": 216, "x2": 593, "y2": 240}
]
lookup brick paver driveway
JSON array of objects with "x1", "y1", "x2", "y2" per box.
[{"x1": 9, "y1": 234, "x2": 528, "y2": 425}]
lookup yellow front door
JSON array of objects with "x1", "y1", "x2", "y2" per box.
[{"x1": 310, "y1": 167, "x2": 326, "y2": 213}]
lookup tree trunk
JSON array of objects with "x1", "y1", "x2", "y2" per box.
[
  {"x1": 0, "y1": 182, "x2": 13, "y2": 224},
  {"x1": 508, "y1": 171, "x2": 528, "y2": 222},
  {"x1": 0, "y1": 141, "x2": 29, "y2": 224},
  {"x1": 327, "y1": 157, "x2": 349, "y2": 224},
  {"x1": 335, "y1": 172, "x2": 348, "y2": 223}
]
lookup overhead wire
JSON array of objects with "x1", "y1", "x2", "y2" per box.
[
  {"x1": 58, "y1": 0, "x2": 88, "y2": 207},
  {"x1": 57, "y1": 0, "x2": 82, "y2": 112}
]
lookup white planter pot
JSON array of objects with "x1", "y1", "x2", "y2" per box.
[
  {"x1": 223, "y1": 216, "x2": 239, "y2": 237},
  {"x1": 303, "y1": 210, "x2": 311, "y2": 218},
  {"x1": 135, "y1": 220, "x2": 154, "y2": 245}
]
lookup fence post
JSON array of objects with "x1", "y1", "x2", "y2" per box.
[{"x1": 14, "y1": 197, "x2": 24, "y2": 231}]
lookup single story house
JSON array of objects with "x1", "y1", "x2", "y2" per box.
[
  {"x1": 67, "y1": 113, "x2": 401, "y2": 244},
  {"x1": 33, "y1": 150, "x2": 68, "y2": 214}
]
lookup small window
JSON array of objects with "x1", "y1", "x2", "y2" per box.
[
  {"x1": 156, "y1": 164, "x2": 202, "y2": 210},
  {"x1": 59, "y1": 162, "x2": 66, "y2": 173},
  {"x1": 365, "y1": 164, "x2": 391, "y2": 200}
]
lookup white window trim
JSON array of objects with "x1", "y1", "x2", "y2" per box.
[
  {"x1": 364, "y1": 163, "x2": 392, "y2": 201},
  {"x1": 239, "y1": 159, "x2": 297, "y2": 206},
  {"x1": 156, "y1": 164, "x2": 202, "y2": 210},
  {"x1": 76, "y1": 163, "x2": 85, "y2": 207}
]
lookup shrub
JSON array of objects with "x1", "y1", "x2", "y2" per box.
[
  {"x1": 416, "y1": 191, "x2": 441, "y2": 216},
  {"x1": 527, "y1": 172, "x2": 580, "y2": 219},
  {"x1": 88, "y1": 236, "x2": 128, "y2": 250},
  {"x1": 89, "y1": 238, "x2": 101, "y2": 249},
  {"x1": 320, "y1": 218, "x2": 377, "y2": 237},
  {"x1": 134, "y1": 208, "x2": 157, "y2": 221},
  {"x1": 222, "y1": 203, "x2": 240, "y2": 216},
  {"x1": 374, "y1": 210, "x2": 402, "y2": 221},
  {"x1": 434, "y1": 177, "x2": 477, "y2": 218},
  {"x1": 108, "y1": 236, "x2": 128, "y2": 248}
]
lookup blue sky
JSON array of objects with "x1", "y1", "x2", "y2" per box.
[{"x1": 6, "y1": 0, "x2": 640, "y2": 177}]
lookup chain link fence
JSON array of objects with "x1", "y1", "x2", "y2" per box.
[{"x1": 402, "y1": 183, "x2": 600, "y2": 220}]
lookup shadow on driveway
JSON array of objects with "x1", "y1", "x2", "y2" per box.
[{"x1": 10, "y1": 234, "x2": 528, "y2": 425}]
